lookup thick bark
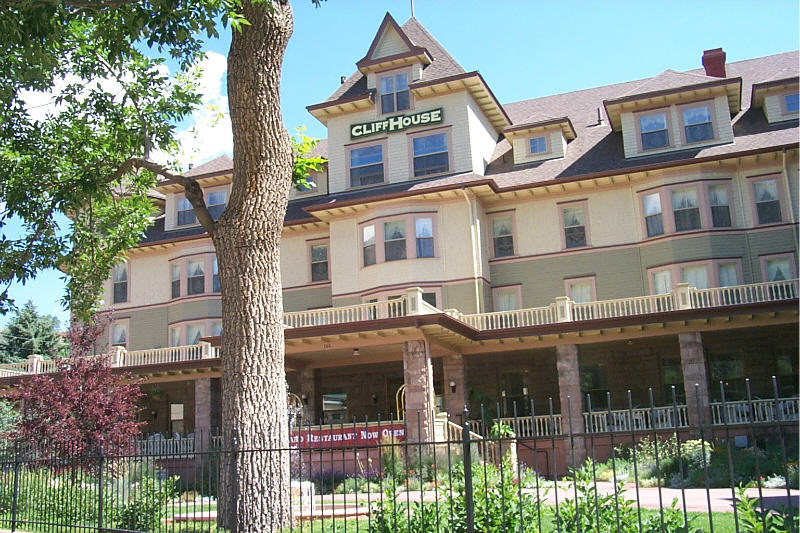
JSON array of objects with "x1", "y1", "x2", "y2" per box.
[{"x1": 214, "y1": 2, "x2": 294, "y2": 531}]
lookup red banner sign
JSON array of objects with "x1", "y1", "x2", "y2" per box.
[{"x1": 290, "y1": 423, "x2": 405, "y2": 449}]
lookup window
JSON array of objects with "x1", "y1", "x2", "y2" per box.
[
  {"x1": 169, "y1": 327, "x2": 181, "y2": 347},
  {"x1": 671, "y1": 187, "x2": 701, "y2": 231},
  {"x1": 310, "y1": 244, "x2": 329, "y2": 282},
  {"x1": 421, "y1": 292, "x2": 437, "y2": 308},
  {"x1": 681, "y1": 265, "x2": 709, "y2": 289},
  {"x1": 639, "y1": 112, "x2": 669, "y2": 150},
  {"x1": 186, "y1": 324, "x2": 204, "y2": 345},
  {"x1": 415, "y1": 217, "x2": 434, "y2": 258},
  {"x1": 187, "y1": 259, "x2": 205, "y2": 295},
  {"x1": 493, "y1": 287, "x2": 520, "y2": 312},
  {"x1": 529, "y1": 136, "x2": 547, "y2": 154},
  {"x1": 753, "y1": 179, "x2": 781, "y2": 224},
  {"x1": 111, "y1": 322, "x2": 127, "y2": 347},
  {"x1": 784, "y1": 93, "x2": 799, "y2": 113},
  {"x1": 717, "y1": 262, "x2": 739, "y2": 287},
  {"x1": 682, "y1": 104, "x2": 714, "y2": 143},
  {"x1": 567, "y1": 279, "x2": 594, "y2": 303},
  {"x1": 212, "y1": 256, "x2": 220, "y2": 292},
  {"x1": 580, "y1": 365, "x2": 609, "y2": 409},
  {"x1": 207, "y1": 190, "x2": 226, "y2": 220},
  {"x1": 491, "y1": 216, "x2": 514, "y2": 258},
  {"x1": 383, "y1": 221, "x2": 406, "y2": 261},
  {"x1": 652, "y1": 270, "x2": 672, "y2": 294},
  {"x1": 708, "y1": 185, "x2": 732, "y2": 228},
  {"x1": 362, "y1": 225, "x2": 376, "y2": 266},
  {"x1": 643, "y1": 193, "x2": 664, "y2": 237},
  {"x1": 764, "y1": 257, "x2": 791, "y2": 282},
  {"x1": 412, "y1": 132, "x2": 449, "y2": 177},
  {"x1": 177, "y1": 196, "x2": 196, "y2": 226},
  {"x1": 710, "y1": 355, "x2": 745, "y2": 400},
  {"x1": 297, "y1": 173, "x2": 316, "y2": 192},
  {"x1": 112, "y1": 263, "x2": 128, "y2": 303},
  {"x1": 211, "y1": 321, "x2": 223, "y2": 337},
  {"x1": 661, "y1": 358, "x2": 685, "y2": 403},
  {"x1": 322, "y1": 392, "x2": 347, "y2": 424},
  {"x1": 379, "y1": 71, "x2": 409, "y2": 114},
  {"x1": 562, "y1": 205, "x2": 587, "y2": 248},
  {"x1": 349, "y1": 144, "x2": 384, "y2": 187},
  {"x1": 170, "y1": 264, "x2": 181, "y2": 299},
  {"x1": 170, "y1": 403, "x2": 185, "y2": 436}
]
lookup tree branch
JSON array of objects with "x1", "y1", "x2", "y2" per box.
[{"x1": 115, "y1": 158, "x2": 216, "y2": 235}]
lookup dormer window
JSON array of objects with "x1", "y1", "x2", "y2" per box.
[
  {"x1": 207, "y1": 190, "x2": 226, "y2": 220},
  {"x1": 177, "y1": 196, "x2": 196, "y2": 226},
  {"x1": 639, "y1": 112, "x2": 670, "y2": 150},
  {"x1": 784, "y1": 93, "x2": 799, "y2": 113},
  {"x1": 529, "y1": 136, "x2": 547, "y2": 155},
  {"x1": 681, "y1": 104, "x2": 714, "y2": 143},
  {"x1": 379, "y1": 71, "x2": 410, "y2": 114}
]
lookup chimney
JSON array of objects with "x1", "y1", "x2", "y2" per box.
[
  {"x1": 702, "y1": 48, "x2": 726, "y2": 78},
  {"x1": 340, "y1": 76, "x2": 346, "y2": 84}
]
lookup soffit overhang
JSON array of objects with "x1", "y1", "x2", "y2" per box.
[{"x1": 751, "y1": 77, "x2": 799, "y2": 108}]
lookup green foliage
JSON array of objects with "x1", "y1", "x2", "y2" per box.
[
  {"x1": 292, "y1": 126, "x2": 326, "y2": 191},
  {"x1": 735, "y1": 487, "x2": 799, "y2": 532},
  {"x1": 113, "y1": 475, "x2": 179, "y2": 531},
  {"x1": 0, "y1": 398, "x2": 19, "y2": 436},
  {"x1": 333, "y1": 476, "x2": 381, "y2": 494},
  {"x1": 489, "y1": 420, "x2": 516, "y2": 439},
  {"x1": 555, "y1": 459, "x2": 689, "y2": 533},
  {"x1": 0, "y1": 301, "x2": 67, "y2": 362}
]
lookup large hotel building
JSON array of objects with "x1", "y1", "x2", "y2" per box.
[{"x1": 6, "y1": 14, "x2": 797, "y2": 455}]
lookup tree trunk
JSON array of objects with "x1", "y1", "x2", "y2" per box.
[{"x1": 214, "y1": 2, "x2": 294, "y2": 531}]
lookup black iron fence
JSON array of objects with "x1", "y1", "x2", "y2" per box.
[{"x1": 0, "y1": 378, "x2": 798, "y2": 532}]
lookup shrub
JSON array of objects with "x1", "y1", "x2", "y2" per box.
[
  {"x1": 113, "y1": 475, "x2": 178, "y2": 531},
  {"x1": 736, "y1": 486, "x2": 799, "y2": 532},
  {"x1": 333, "y1": 476, "x2": 382, "y2": 494}
]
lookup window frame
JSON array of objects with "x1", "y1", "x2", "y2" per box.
[
  {"x1": 558, "y1": 200, "x2": 590, "y2": 250},
  {"x1": 647, "y1": 258, "x2": 745, "y2": 293},
  {"x1": 205, "y1": 187, "x2": 228, "y2": 221},
  {"x1": 361, "y1": 224, "x2": 377, "y2": 267},
  {"x1": 492, "y1": 284, "x2": 522, "y2": 312},
  {"x1": 677, "y1": 100, "x2": 718, "y2": 145},
  {"x1": 748, "y1": 174, "x2": 785, "y2": 226},
  {"x1": 185, "y1": 323, "x2": 206, "y2": 345},
  {"x1": 359, "y1": 212, "x2": 438, "y2": 267},
  {"x1": 407, "y1": 126, "x2": 453, "y2": 179},
  {"x1": 759, "y1": 253, "x2": 797, "y2": 283},
  {"x1": 563, "y1": 275, "x2": 597, "y2": 303},
  {"x1": 308, "y1": 240, "x2": 330, "y2": 283},
  {"x1": 112, "y1": 262, "x2": 129, "y2": 304},
  {"x1": 670, "y1": 185, "x2": 702, "y2": 232},
  {"x1": 377, "y1": 68, "x2": 412, "y2": 115},
  {"x1": 635, "y1": 108, "x2": 673, "y2": 152},
  {"x1": 383, "y1": 219, "x2": 408, "y2": 262},
  {"x1": 212, "y1": 256, "x2": 220, "y2": 292},
  {"x1": 170, "y1": 263, "x2": 181, "y2": 299},
  {"x1": 640, "y1": 190, "x2": 666, "y2": 238},
  {"x1": 176, "y1": 195, "x2": 197, "y2": 227},
  {"x1": 488, "y1": 211, "x2": 517, "y2": 259},
  {"x1": 186, "y1": 258, "x2": 206, "y2": 296},
  {"x1": 169, "y1": 326, "x2": 181, "y2": 347},
  {"x1": 414, "y1": 216, "x2": 436, "y2": 259},
  {"x1": 346, "y1": 138, "x2": 387, "y2": 189},
  {"x1": 528, "y1": 135, "x2": 550, "y2": 156},
  {"x1": 706, "y1": 181, "x2": 734, "y2": 228},
  {"x1": 109, "y1": 319, "x2": 129, "y2": 349},
  {"x1": 780, "y1": 90, "x2": 800, "y2": 116}
]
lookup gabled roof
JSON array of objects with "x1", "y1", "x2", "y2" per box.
[
  {"x1": 750, "y1": 65, "x2": 800, "y2": 108},
  {"x1": 619, "y1": 69, "x2": 722, "y2": 97},
  {"x1": 355, "y1": 13, "x2": 431, "y2": 70}
]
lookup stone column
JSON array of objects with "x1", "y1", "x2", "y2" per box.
[
  {"x1": 556, "y1": 344, "x2": 586, "y2": 465},
  {"x1": 679, "y1": 332, "x2": 711, "y2": 429},
  {"x1": 442, "y1": 355, "x2": 467, "y2": 425},
  {"x1": 194, "y1": 378, "x2": 212, "y2": 450},
  {"x1": 298, "y1": 369, "x2": 318, "y2": 425},
  {"x1": 403, "y1": 340, "x2": 436, "y2": 443}
]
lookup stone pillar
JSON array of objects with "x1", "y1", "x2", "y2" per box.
[
  {"x1": 679, "y1": 332, "x2": 711, "y2": 429},
  {"x1": 442, "y1": 355, "x2": 467, "y2": 425},
  {"x1": 194, "y1": 378, "x2": 212, "y2": 450},
  {"x1": 556, "y1": 344, "x2": 586, "y2": 465},
  {"x1": 298, "y1": 369, "x2": 318, "y2": 425},
  {"x1": 403, "y1": 340, "x2": 436, "y2": 443}
]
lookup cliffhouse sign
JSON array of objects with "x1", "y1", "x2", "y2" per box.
[{"x1": 350, "y1": 108, "x2": 443, "y2": 139}]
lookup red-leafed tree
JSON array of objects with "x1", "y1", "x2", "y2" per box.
[{"x1": 11, "y1": 316, "x2": 143, "y2": 457}]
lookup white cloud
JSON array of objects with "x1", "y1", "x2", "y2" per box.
[{"x1": 168, "y1": 51, "x2": 233, "y2": 171}]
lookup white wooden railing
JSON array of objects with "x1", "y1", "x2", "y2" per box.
[
  {"x1": 284, "y1": 297, "x2": 408, "y2": 328},
  {"x1": 584, "y1": 405, "x2": 690, "y2": 433},
  {"x1": 460, "y1": 304, "x2": 558, "y2": 330},
  {"x1": 572, "y1": 293, "x2": 674, "y2": 321},
  {"x1": 690, "y1": 279, "x2": 798, "y2": 309},
  {"x1": 469, "y1": 415, "x2": 562, "y2": 438},
  {"x1": 710, "y1": 398, "x2": 800, "y2": 425}
]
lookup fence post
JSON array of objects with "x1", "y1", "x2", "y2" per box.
[
  {"x1": 673, "y1": 283, "x2": 692, "y2": 310},
  {"x1": 461, "y1": 406, "x2": 475, "y2": 533},
  {"x1": 97, "y1": 446, "x2": 104, "y2": 533},
  {"x1": 554, "y1": 296, "x2": 573, "y2": 323},
  {"x1": 10, "y1": 441, "x2": 19, "y2": 532},
  {"x1": 199, "y1": 341, "x2": 213, "y2": 359}
]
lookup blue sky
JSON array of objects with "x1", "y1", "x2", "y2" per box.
[{"x1": 3, "y1": 0, "x2": 798, "y2": 329}]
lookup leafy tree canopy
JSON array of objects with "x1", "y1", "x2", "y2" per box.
[
  {"x1": 0, "y1": 0, "x2": 322, "y2": 320},
  {"x1": 0, "y1": 300, "x2": 68, "y2": 362}
]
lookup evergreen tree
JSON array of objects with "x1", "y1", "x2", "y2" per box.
[{"x1": 0, "y1": 301, "x2": 68, "y2": 363}]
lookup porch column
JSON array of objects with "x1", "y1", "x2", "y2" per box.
[
  {"x1": 194, "y1": 378, "x2": 212, "y2": 450},
  {"x1": 679, "y1": 332, "x2": 711, "y2": 429},
  {"x1": 556, "y1": 344, "x2": 586, "y2": 465},
  {"x1": 299, "y1": 369, "x2": 318, "y2": 424},
  {"x1": 442, "y1": 354, "x2": 467, "y2": 425},
  {"x1": 403, "y1": 339, "x2": 436, "y2": 443}
]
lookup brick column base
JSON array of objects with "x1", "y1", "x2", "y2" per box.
[
  {"x1": 194, "y1": 378, "x2": 212, "y2": 450},
  {"x1": 299, "y1": 369, "x2": 318, "y2": 425},
  {"x1": 443, "y1": 354, "x2": 467, "y2": 425},
  {"x1": 556, "y1": 344, "x2": 586, "y2": 466},
  {"x1": 403, "y1": 340, "x2": 436, "y2": 443}
]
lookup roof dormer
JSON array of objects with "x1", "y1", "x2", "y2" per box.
[
  {"x1": 604, "y1": 62, "x2": 741, "y2": 159},
  {"x1": 503, "y1": 117, "x2": 576, "y2": 165},
  {"x1": 356, "y1": 13, "x2": 432, "y2": 75},
  {"x1": 751, "y1": 68, "x2": 799, "y2": 124}
]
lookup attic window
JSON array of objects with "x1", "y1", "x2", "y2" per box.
[
  {"x1": 784, "y1": 93, "x2": 799, "y2": 114},
  {"x1": 639, "y1": 112, "x2": 670, "y2": 150},
  {"x1": 529, "y1": 136, "x2": 548, "y2": 155},
  {"x1": 379, "y1": 71, "x2": 410, "y2": 114}
]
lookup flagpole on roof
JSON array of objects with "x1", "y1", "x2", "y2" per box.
[{"x1": 410, "y1": 0, "x2": 414, "y2": 18}]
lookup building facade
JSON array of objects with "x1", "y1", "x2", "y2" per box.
[{"x1": 5, "y1": 14, "x2": 797, "y2": 458}]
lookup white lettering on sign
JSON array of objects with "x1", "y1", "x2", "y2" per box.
[{"x1": 350, "y1": 108, "x2": 443, "y2": 139}]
